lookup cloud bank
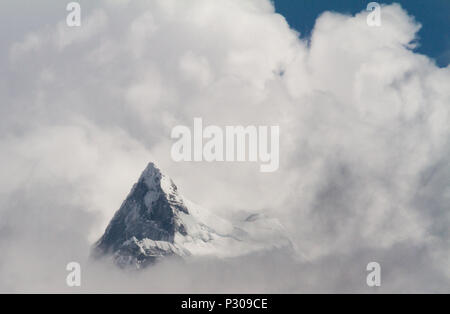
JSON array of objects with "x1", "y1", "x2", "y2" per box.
[{"x1": 0, "y1": 0, "x2": 449, "y2": 292}]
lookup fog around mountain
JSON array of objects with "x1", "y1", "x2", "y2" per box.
[{"x1": 0, "y1": 1, "x2": 449, "y2": 292}]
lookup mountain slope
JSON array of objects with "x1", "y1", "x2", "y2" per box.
[{"x1": 94, "y1": 162, "x2": 292, "y2": 268}]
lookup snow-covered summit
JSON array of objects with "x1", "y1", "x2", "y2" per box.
[{"x1": 94, "y1": 162, "x2": 292, "y2": 268}]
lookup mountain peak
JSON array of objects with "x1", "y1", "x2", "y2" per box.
[
  {"x1": 141, "y1": 162, "x2": 161, "y2": 181},
  {"x1": 94, "y1": 162, "x2": 293, "y2": 269}
]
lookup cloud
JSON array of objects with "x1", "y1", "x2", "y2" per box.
[{"x1": 0, "y1": 0, "x2": 449, "y2": 292}]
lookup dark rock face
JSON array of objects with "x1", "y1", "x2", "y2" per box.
[{"x1": 93, "y1": 163, "x2": 188, "y2": 268}]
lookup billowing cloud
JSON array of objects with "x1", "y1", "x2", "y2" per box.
[{"x1": 0, "y1": 0, "x2": 449, "y2": 292}]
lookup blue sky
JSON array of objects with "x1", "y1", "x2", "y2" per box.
[{"x1": 274, "y1": 0, "x2": 450, "y2": 67}]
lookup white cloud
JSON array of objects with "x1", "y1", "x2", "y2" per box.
[{"x1": 0, "y1": 0, "x2": 449, "y2": 292}]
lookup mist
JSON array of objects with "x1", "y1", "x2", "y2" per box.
[{"x1": 0, "y1": 0, "x2": 449, "y2": 293}]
